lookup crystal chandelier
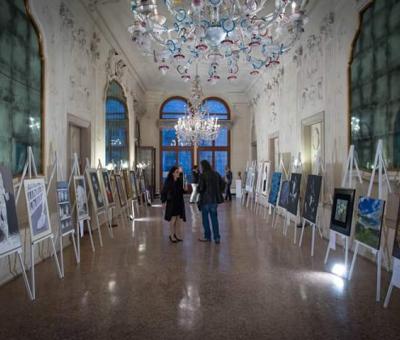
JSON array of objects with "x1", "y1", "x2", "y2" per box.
[
  {"x1": 129, "y1": 0, "x2": 306, "y2": 82},
  {"x1": 174, "y1": 72, "x2": 220, "y2": 145}
]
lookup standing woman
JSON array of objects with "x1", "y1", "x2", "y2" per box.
[{"x1": 161, "y1": 166, "x2": 186, "y2": 243}]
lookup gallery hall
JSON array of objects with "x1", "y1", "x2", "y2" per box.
[{"x1": 1, "y1": 0, "x2": 400, "y2": 339}]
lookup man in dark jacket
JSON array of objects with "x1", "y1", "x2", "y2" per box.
[{"x1": 198, "y1": 160, "x2": 225, "y2": 244}]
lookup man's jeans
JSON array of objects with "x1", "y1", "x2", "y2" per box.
[{"x1": 201, "y1": 203, "x2": 220, "y2": 241}]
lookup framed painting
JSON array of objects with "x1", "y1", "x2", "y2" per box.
[
  {"x1": 86, "y1": 169, "x2": 106, "y2": 212},
  {"x1": 393, "y1": 223, "x2": 400, "y2": 260},
  {"x1": 355, "y1": 196, "x2": 385, "y2": 250},
  {"x1": 24, "y1": 178, "x2": 52, "y2": 242},
  {"x1": 261, "y1": 162, "x2": 271, "y2": 196},
  {"x1": 287, "y1": 173, "x2": 302, "y2": 216},
  {"x1": 74, "y1": 176, "x2": 89, "y2": 221},
  {"x1": 330, "y1": 188, "x2": 356, "y2": 237},
  {"x1": 268, "y1": 172, "x2": 282, "y2": 206},
  {"x1": 100, "y1": 169, "x2": 115, "y2": 207},
  {"x1": 278, "y1": 180, "x2": 289, "y2": 209},
  {"x1": 302, "y1": 175, "x2": 322, "y2": 224},
  {"x1": 255, "y1": 162, "x2": 264, "y2": 194},
  {"x1": 385, "y1": 193, "x2": 400, "y2": 230},
  {"x1": 130, "y1": 170, "x2": 139, "y2": 200},
  {"x1": 56, "y1": 181, "x2": 74, "y2": 235},
  {"x1": 122, "y1": 169, "x2": 133, "y2": 200},
  {"x1": 114, "y1": 174, "x2": 127, "y2": 207},
  {"x1": 0, "y1": 166, "x2": 21, "y2": 255}
]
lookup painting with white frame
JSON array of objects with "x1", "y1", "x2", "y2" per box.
[
  {"x1": 0, "y1": 166, "x2": 21, "y2": 255},
  {"x1": 24, "y1": 178, "x2": 52, "y2": 242},
  {"x1": 261, "y1": 162, "x2": 271, "y2": 196},
  {"x1": 74, "y1": 176, "x2": 89, "y2": 221}
]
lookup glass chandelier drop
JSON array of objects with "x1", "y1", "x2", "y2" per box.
[
  {"x1": 129, "y1": 0, "x2": 307, "y2": 82},
  {"x1": 174, "y1": 72, "x2": 220, "y2": 145}
]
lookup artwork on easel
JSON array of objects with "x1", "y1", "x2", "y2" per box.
[
  {"x1": 86, "y1": 169, "x2": 105, "y2": 212},
  {"x1": 73, "y1": 176, "x2": 89, "y2": 221},
  {"x1": 114, "y1": 174, "x2": 127, "y2": 207},
  {"x1": 330, "y1": 188, "x2": 355, "y2": 236},
  {"x1": 261, "y1": 162, "x2": 270, "y2": 196},
  {"x1": 56, "y1": 181, "x2": 74, "y2": 234},
  {"x1": 278, "y1": 180, "x2": 289, "y2": 209},
  {"x1": 100, "y1": 170, "x2": 115, "y2": 207},
  {"x1": 0, "y1": 166, "x2": 21, "y2": 255},
  {"x1": 122, "y1": 169, "x2": 133, "y2": 200},
  {"x1": 268, "y1": 172, "x2": 282, "y2": 206},
  {"x1": 287, "y1": 173, "x2": 302, "y2": 216},
  {"x1": 385, "y1": 193, "x2": 400, "y2": 230},
  {"x1": 393, "y1": 222, "x2": 400, "y2": 260},
  {"x1": 130, "y1": 170, "x2": 139, "y2": 200},
  {"x1": 256, "y1": 162, "x2": 263, "y2": 194},
  {"x1": 355, "y1": 196, "x2": 385, "y2": 250},
  {"x1": 303, "y1": 175, "x2": 322, "y2": 224},
  {"x1": 24, "y1": 178, "x2": 52, "y2": 242}
]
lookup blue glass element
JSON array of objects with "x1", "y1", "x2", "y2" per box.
[
  {"x1": 178, "y1": 151, "x2": 192, "y2": 183},
  {"x1": 202, "y1": 99, "x2": 228, "y2": 118},
  {"x1": 268, "y1": 172, "x2": 282, "y2": 206},
  {"x1": 162, "y1": 151, "x2": 177, "y2": 180},
  {"x1": 215, "y1": 127, "x2": 228, "y2": 146},
  {"x1": 215, "y1": 151, "x2": 228, "y2": 177},
  {"x1": 162, "y1": 98, "x2": 187, "y2": 117},
  {"x1": 162, "y1": 128, "x2": 177, "y2": 146}
]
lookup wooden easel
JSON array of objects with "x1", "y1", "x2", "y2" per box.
[
  {"x1": 68, "y1": 153, "x2": 95, "y2": 256},
  {"x1": 324, "y1": 145, "x2": 362, "y2": 277},
  {"x1": 384, "y1": 258, "x2": 400, "y2": 308},
  {"x1": 16, "y1": 147, "x2": 62, "y2": 300},
  {"x1": 48, "y1": 152, "x2": 78, "y2": 277},
  {"x1": 348, "y1": 140, "x2": 391, "y2": 302}
]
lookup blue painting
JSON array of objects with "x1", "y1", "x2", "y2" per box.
[
  {"x1": 355, "y1": 196, "x2": 385, "y2": 250},
  {"x1": 268, "y1": 172, "x2": 282, "y2": 206},
  {"x1": 278, "y1": 180, "x2": 289, "y2": 209}
]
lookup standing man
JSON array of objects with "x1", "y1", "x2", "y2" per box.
[
  {"x1": 224, "y1": 166, "x2": 233, "y2": 201},
  {"x1": 189, "y1": 165, "x2": 199, "y2": 203}
]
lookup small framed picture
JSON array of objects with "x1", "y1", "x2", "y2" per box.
[{"x1": 330, "y1": 188, "x2": 356, "y2": 237}]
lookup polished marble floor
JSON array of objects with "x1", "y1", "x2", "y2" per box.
[{"x1": 0, "y1": 199, "x2": 399, "y2": 339}]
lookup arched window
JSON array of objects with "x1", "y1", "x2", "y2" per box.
[
  {"x1": 0, "y1": 0, "x2": 43, "y2": 175},
  {"x1": 160, "y1": 96, "x2": 230, "y2": 184},
  {"x1": 105, "y1": 81, "x2": 129, "y2": 166}
]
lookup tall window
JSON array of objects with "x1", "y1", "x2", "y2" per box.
[
  {"x1": 350, "y1": 0, "x2": 400, "y2": 170},
  {"x1": 0, "y1": 0, "x2": 43, "y2": 175},
  {"x1": 160, "y1": 97, "x2": 230, "y2": 185},
  {"x1": 105, "y1": 81, "x2": 129, "y2": 166}
]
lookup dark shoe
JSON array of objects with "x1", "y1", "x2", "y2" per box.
[
  {"x1": 215, "y1": 239, "x2": 220, "y2": 244},
  {"x1": 198, "y1": 238, "x2": 211, "y2": 242},
  {"x1": 169, "y1": 235, "x2": 177, "y2": 243},
  {"x1": 174, "y1": 234, "x2": 183, "y2": 242}
]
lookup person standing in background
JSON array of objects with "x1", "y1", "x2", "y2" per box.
[
  {"x1": 190, "y1": 165, "x2": 200, "y2": 203},
  {"x1": 224, "y1": 166, "x2": 233, "y2": 201}
]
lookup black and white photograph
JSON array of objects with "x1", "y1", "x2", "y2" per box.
[
  {"x1": 122, "y1": 169, "x2": 133, "y2": 199},
  {"x1": 0, "y1": 166, "x2": 21, "y2": 255},
  {"x1": 286, "y1": 173, "x2": 302, "y2": 216},
  {"x1": 74, "y1": 176, "x2": 89, "y2": 221},
  {"x1": 261, "y1": 162, "x2": 270, "y2": 196},
  {"x1": 101, "y1": 170, "x2": 115, "y2": 207},
  {"x1": 302, "y1": 175, "x2": 322, "y2": 224},
  {"x1": 24, "y1": 178, "x2": 52, "y2": 242},
  {"x1": 56, "y1": 181, "x2": 74, "y2": 235},
  {"x1": 330, "y1": 188, "x2": 356, "y2": 236},
  {"x1": 114, "y1": 174, "x2": 127, "y2": 207},
  {"x1": 86, "y1": 169, "x2": 105, "y2": 212}
]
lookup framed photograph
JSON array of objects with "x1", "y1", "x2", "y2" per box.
[
  {"x1": 330, "y1": 188, "x2": 356, "y2": 236},
  {"x1": 268, "y1": 172, "x2": 282, "y2": 206},
  {"x1": 74, "y1": 176, "x2": 89, "y2": 221},
  {"x1": 385, "y1": 193, "x2": 400, "y2": 230},
  {"x1": 302, "y1": 175, "x2": 322, "y2": 224},
  {"x1": 286, "y1": 173, "x2": 302, "y2": 216},
  {"x1": 393, "y1": 223, "x2": 400, "y2": 260},
  {"x1": 130, "y1": 170, "x2": 139, "y2": 200},
  {"x1": 100, "y1": 169, "x2": 115, "y2": 207},
  {"x1": 278, "y1": 180, "x2": 289, "y2": 209},
  {"x1": 255, "y1": 162, "x2": 264, "y2": 194},
  {"x1": 261, "y1": 162, "x2": 271, "y2": 196},
  {"x1": 355, "y1": 196, "x2": 385, "y2": 250},
  {"x1": 86, "y1": 169, "x2": 105, "y2": 212},
  {"x1": 24, "y1": 178, "x2": 52, "y2": 242},
  {"x1": 122, "y1": 169, "x2": 133, "y2": 200},
  {"x1": 114, "y1": 174, "x2": 127, "y2": 207},
  {"x1": 0, "y1": 166, "x2": 22, "y2": 255},
  {"x1": 56, "y1": 181, "x2": 74, "y2": 235}
]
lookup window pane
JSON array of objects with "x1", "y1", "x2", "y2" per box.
[
  {"x1": 203, "y1": 99, "x2": 228, "y2": 119},
  {"x1": 215, "y1": 128, "x2": 228, "y2": 146},
  {"x1": 178, "y1": 151, "x2": 192, "y2": 183},
  {"x1": 162, "y1": 151, "x2": 177, "y2": 181},
  {"x1": 162, "y1": 128, "x2": 177, "y2": 146},
  {"x1": 215, "y1": 151, "x2": 228, "y2": 177},
  {"x1": 198, "y1": 139, "x2": 212, "y2": 147},
  {"x1": 199, "y1": 151, "x2": 212, "y2": 167},
  {"x1": 106, "y1": 99, "x2": 126, "y2": 119},
  {"x1": 162, "y1": 98, "x2": 188, "y2": 115}
]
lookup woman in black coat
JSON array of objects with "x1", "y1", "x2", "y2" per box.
[{"x1": 161, "y1": 166, "x2": 186, "y2": 243}]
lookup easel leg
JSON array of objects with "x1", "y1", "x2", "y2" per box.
[
  {"x1": 60, "y1": 235, "x2": 64, "y2": 278},
  {"x1": 95, "y1": 214, "x2": 104, "y2": 247},
  {"x1": 107, "y1": 208, "x2": 114, "y2": 238},
  {"x1": 348, "y1": 242, "x2": 360, "y2": 281},
  {"x1": 299, "y1": 219, "x2": 306, "y2": 247},
  {"x1": 324, "y1": 244, "x2": 331, "y2": 265},
  {"x1": 384, "y1": 283, "x2": 394, "y2": 308},
  {"x1": 86, "y1": 220, "x2": 96, "y2": 252},
  {"x1": 293, "y1": 219, "x2": 297, "y2": 245},
  {"x1": 311, "y1": 224, "x2": 316, "y2": 257},
  {"x1": 30, "y1": 243, "x2": 36, "y2": 300},
  {"x1": 344, "y1": 236, "x2": 349, "y2": 277},
  {"x1": 76, "y1": 222, "x2": 81, "y2": 261},
  {"x1": 17, "y1": 251, "x2": 33, "y2": 301},
  {"x1": 376, "y1": 250, "x2": 382, "y2": 302},
  {"x1": 71, "y1": 232, "x2": 79, "y2": 264},
  {"x1": 50, "y1": 236, "x2": 63, "y2": 279}
]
